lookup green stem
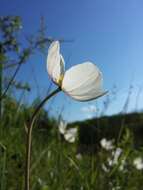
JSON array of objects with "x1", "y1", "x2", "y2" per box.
[{"x1": 25, "y1": 87, "x2": 61, "y2": 190}]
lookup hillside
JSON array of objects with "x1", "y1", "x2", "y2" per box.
[{"x1": 69, "y1": 112, "x2": 143, "y2": 153}]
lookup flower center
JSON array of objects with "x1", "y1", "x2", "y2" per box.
[{"x1": 57, "y1": 74, "x2": 64, "y2": 86}]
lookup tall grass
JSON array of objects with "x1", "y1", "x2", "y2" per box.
[{"x1": 0, "y1": 95, "x2": 143, "y2": 190}]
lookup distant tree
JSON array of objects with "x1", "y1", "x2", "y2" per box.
[{"x1": 0, "y1": 16, "x2": 62, "y2": 118}]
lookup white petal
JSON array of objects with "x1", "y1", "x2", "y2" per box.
[
  {"x1": 47, "y1": 41, "x2": 65, "y2": 84},
  {"x1": 58, "y1": 120, "x2": 67, "y2": 134},
  {"x1": 64, "y1": 128, "x2": 77, "y2": 143},
  {"x1": 62, "y1": 62, "x2": 106, "y2": 101}
]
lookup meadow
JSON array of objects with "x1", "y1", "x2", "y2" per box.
[{"x1": 1, "y1": 95, "x2": 143, "y2": 190}]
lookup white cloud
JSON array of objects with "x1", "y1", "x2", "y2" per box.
[{"x1": 81, "y1": 105, "x2": 96, "y2": 113}]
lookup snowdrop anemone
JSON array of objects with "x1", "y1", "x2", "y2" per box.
[
  {"x1": 64, "y1": 128, "x2": 77, "y2": 143},
  {"x1": 25, "y1": 40, "x2": 107, "y2": 190},
  {"x1": 100, "y1": 138, "x2": 114, "y2": 151},
  {"x1": 133, "y1": 157, "x2": 143, "y2": 170},
  {"x1": 58, "y1": 120, "x2": 77, "y2": 143},
  {"x1": 47, "y1": 41, "x2": 107, "y2": 101}
]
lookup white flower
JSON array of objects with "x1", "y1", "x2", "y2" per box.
[
  {"x1": 64, "y1": 128, "x2": 77, "y2": 143},
  {"x1": 47, "y1": 41, "x2": 107, "y2": 101},
  {"x1": 76, "y1": 153, "x2": 82, "y2": 160},
  {"x1": 102, "y1": 164, "x2": 109, "y2": 172},
  {"x1": 107, "y1": 158, "x2": 114, "y2": 166},
  {"x1": 107, "y1": 147, "x2": 122, "y2": 167},
  {"x1": 100, "y1": 138, "x2": 114, "y2": 151},
  {"x1": 133, "y1": 157, "x2": 143, "y2": 170},
  {"x1": 58, "y1": 120, "x2": 77, "y2": 143},
  {"x1": 58, "y1": 120, "x2": 67, "y2": 134},
  {"x1": 112, "y1": 148, "x2": 122, "y2": 164}
]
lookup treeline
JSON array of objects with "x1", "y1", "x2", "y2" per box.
[
  {"x1": 69, "y1": 112, "x2": 143, "y2": 153},
  {"x1": 2, "y1": 95, "x2": 143, "y2": 153}
]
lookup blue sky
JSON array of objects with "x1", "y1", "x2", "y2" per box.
[{"x1": 1, "y1": 0, "x2": 143, "y2": 122}]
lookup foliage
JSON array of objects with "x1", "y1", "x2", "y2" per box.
[{"x1": 1, "y1": 96, "x2": 143, "y2": 190}]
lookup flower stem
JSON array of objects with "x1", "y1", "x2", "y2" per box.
[{"x1": 25, "y1": 87, "x2": 61, "y2": 190}]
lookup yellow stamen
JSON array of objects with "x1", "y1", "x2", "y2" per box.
[{"x1": 57, "y1": 74, "x2": 64, "y2": 86}]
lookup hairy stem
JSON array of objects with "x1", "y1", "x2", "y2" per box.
[{"x1": 25, "y1": 87, "x2": 61, "y2": 190}]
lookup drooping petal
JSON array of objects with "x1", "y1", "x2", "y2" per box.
[
  {"x1": 47, "y1": 41, "x2": 65, "y2": 84},
  {"x1": 62, "y1": 62, "x2": 106, "y2": 101}
]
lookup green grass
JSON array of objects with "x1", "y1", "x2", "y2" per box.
[{"x1": 0, "y1": 96, "x2": 143, "y2": 190}]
